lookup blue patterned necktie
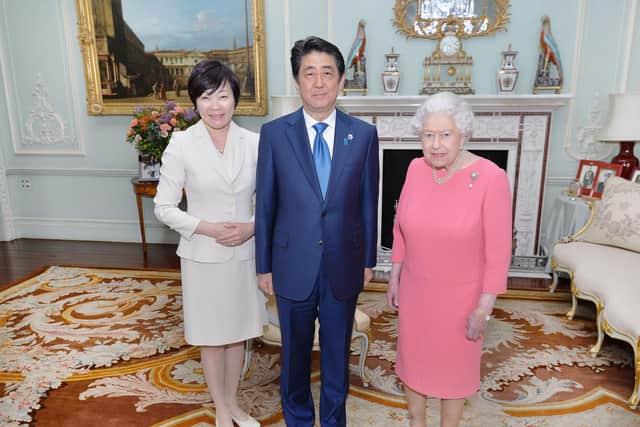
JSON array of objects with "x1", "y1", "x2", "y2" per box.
[{"x1": 312, "y1": 122, "x2": 331, "y2": 198}]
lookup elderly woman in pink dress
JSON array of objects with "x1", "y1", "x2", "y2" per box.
[{"x1": 386, "y1": 92, "x2": 512, "y2": 427}]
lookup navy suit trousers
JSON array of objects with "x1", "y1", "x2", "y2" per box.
[{"x1": 275, "y1": 267, "x2": 358, "y2": 427}]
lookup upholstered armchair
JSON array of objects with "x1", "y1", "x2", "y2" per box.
[
  {"x1": 242, "y1": 295, "x2": 371, "y2": 386},
  {"x1": 551, "y1": 176, "x2": 640, "y2": 408}
]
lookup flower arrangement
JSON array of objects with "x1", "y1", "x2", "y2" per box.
[{"x1": 126, "y1": 102, "x2": 199, "y2": 164}]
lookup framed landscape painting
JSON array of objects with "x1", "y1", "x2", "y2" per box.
[{"x1": 76, "y1": 0, "x2": 267, "y2": 115}]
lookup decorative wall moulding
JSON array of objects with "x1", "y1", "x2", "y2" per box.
[
  {"x1": 11, "y1": 73, "x2": 83, "y2": 155},
  {"x1": 573, "y1": 93, "x2": 618, "y2": 161},
  {"x1": 2, "y1": 1, "x2": 86, "y2": 156},
  {"x1": 0, "y1": 165, "x2": 15, "y2": 241},
  {"x1": 6, "y1": 168, "x2": 138, "y2": 177},
  {"x1": 23, "y1": 74, "x2": 72, "y2": 146}
]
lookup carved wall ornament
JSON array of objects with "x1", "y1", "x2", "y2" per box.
[
  {"x1": 23, "y1": 74, "x2": 70, "y2": 145},
  {"x1": 572, "y1": 92, "x2": 617, "y2": 160}
]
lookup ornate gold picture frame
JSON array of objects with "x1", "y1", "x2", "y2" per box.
[
  {"x1": 75, "y1": 0, "x2": 267, "y2": 116},
  {"x1": 393, "y1": 0, "x2": 510, "y2": 40}
]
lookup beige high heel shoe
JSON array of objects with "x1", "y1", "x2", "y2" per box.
[{"x1": 231, "y1": 414, "x2": 260, "y2": 427}]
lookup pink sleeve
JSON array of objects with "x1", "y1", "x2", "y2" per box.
[
  {"x1": 391, "y1": 160, "x2": 415, "y2": 263},
  {"x1": 481, "y1": 169, "x2": 512, "y2": 294}
]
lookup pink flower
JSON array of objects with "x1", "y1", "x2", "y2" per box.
[
  {"x1": 174, "y1": 106, "x2": 184, "y2": 114},
  {"x1": 127, "y1": 129, "x2": 133, "y2": 136},
  {"x1": 130, "y1": 118, "x2": 138, "y2": 127},
  {"x1": 160, "y1": 123, "x2": 172, "y2": 132},
  {"x1": 169, "y1": 118, "x2": 177, "y2": 126}
]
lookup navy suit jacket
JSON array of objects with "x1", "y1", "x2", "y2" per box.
[{"x1": 255, "y1": 107, "x2": 379, "y2": 301}]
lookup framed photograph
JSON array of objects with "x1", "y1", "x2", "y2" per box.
[
  {"x1": 75, "y1": 0, "x2": 267, "y2": 116},
  {"x1": 590, "y1": 162, "x2": 623, "y2": 198},
  {"x1": 575, "y1": 160, "x2": 600, "y2": 196},
  {"x1": 631, "y1": 167, "x2": 640, "y2": 184}
]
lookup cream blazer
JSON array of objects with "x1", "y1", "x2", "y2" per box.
[{"x1": 154, "y1": 120, "x2": 258, "y2": 263}]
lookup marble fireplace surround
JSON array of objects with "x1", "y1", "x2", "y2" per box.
[{"x1": 271, "y1": 94, "x2": 572, "y2": 258}]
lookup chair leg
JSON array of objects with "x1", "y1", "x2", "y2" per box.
[
  {"x1": 550, "y1": 270, "x2": 559, "y2": 293},
  {"x1": 352, "y1": 331, "x2": 369, "y2": 387},
  {"x1": 566, "y1": 293, "x2": 577, "y2": 320},
  {"x1": 241, "y1": 339, "x2": 253, "y2": 380},
  {"x1": 589, "y1": 304, "x2": 604, "y2": 356},
  {"x1": 629, "y1": 341, "x2": 639, "y2": 409}
]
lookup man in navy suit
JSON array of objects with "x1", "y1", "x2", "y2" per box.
[{"x1": 255, "y1": 36, "x2": 379, "y2": 426}]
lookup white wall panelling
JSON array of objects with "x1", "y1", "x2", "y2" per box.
[
  {"x1": 284, "y1": 0, "x2": 292, "y2": 96},
  {"x1": 0, "y1": 143, "x2": 15, "y2": 241},
  {"x1": 3, "y1": 0, "x2": 85, "y2": 155},
  {"x1": 0, "y1": 0, "x2": 15, "y2": 240},
  {"x1": 327, "y1": 0, "x2": 334, "y2": 42},
  {"x1": 619, "y1": 0, "x2": 636, "y2": 92},
  {"x1": 561, "y1": 0, "x2": 586, "y2": 161},
  {"x1": 0, "y1": 0, "x2": 21, "y2": 159}
]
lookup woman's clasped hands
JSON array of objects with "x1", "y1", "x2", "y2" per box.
[{"x1": 197, "y1": 221, "x2": 254, "y2": 247}]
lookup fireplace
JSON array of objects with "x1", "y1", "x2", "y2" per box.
[{"x1": 380, "y1": 147, "x2": 512, "y2": 248}]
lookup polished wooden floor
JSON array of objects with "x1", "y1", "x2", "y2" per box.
[
  {"x1": 0, "y1": 239, "x2": 180, "y2": 288},
  {"x1": 0, "y1": 239, "x2": 560, "y2": 292},
  {"x1": 0, "y1": 239, "x2": 561, "y2": 297}
]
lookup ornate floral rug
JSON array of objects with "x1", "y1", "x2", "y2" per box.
[{"x1": 1, "y1": 266, "x2": 638, "y2": 426}]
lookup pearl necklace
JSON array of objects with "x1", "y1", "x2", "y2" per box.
[{"x1": 432, "y1": 151, "x2": 465, "y2": 185}]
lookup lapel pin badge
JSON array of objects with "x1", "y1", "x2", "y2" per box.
[{"x1": 344, "y1": 133, "x2": 354, "y2": 145}]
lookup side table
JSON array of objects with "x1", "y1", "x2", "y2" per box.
[
  {"x1": 540, "y1": 192, "x2": 592, "y2": 257},
  {"x1": 540, "y1": 192, "x2": 592, "y2": 291},
  {"x1": 131, "y1": 178, "x2": 158, "y2": 253}
]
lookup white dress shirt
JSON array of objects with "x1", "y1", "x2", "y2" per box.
[{"x1": 302, "y1": 108, "x2": 336, "y2": 159}]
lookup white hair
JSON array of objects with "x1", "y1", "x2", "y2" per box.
[{"x1": 410, "y1": 92, "x2": 474, "y2": 140}]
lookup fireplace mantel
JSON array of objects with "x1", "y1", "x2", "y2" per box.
[
  {"x1": 271, "y1": 94, "x2": 572, "y2": 115},
  {"x1": 339, "y1": 94, "x2": 572, "y2": 113}
]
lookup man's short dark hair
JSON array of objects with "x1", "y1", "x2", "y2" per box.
[
  {"x1": 290, "y1": 36, "x2": 345, "y2": 80},
  {"x1": 187, "y1": 59, "x2": 240, "y2": 108}
]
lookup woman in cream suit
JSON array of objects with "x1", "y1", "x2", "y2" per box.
[{"x1": 154, "y1": 60, "x2": 265, "y2": 427}]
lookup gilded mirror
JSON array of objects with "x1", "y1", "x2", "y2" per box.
[
  {"x1": 394, "y1": 0, "x2": 510, "y2": 39},
  {"x1": 76, "y1": 0, "x2": 267, "y2": 115}
]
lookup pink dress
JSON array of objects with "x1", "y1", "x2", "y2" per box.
[{"x1": 392, "y1": 157, "x2": 511, "y2": 398}]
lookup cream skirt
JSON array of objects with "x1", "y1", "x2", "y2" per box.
[{"x1": 180, "y1": 257, "x2": 267, "y2": 346}]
